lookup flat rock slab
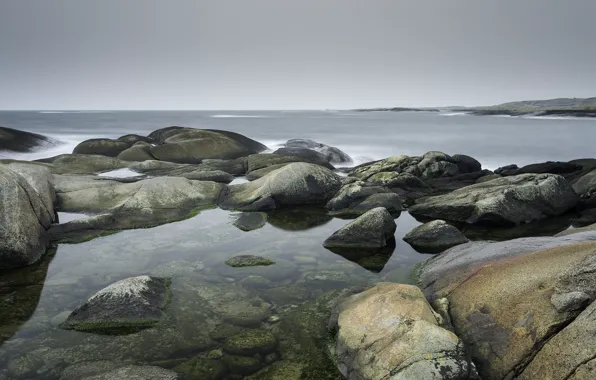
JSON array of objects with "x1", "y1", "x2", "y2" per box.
[
  {"x1": 61, "y1": 276, "x2": 171, "y2": 334},
  {"x1": 225, "y1": 255, "x2": 275, "y2": 267},
  {"x1": 82, "y1": 365, "x2": 180, "y2": 380}
]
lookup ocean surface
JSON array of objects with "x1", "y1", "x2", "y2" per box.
[{"x1": 0, "y1": 110, "x2": 594, "y2": 379}]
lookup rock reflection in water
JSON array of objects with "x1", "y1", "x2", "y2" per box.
[
  {"x1": 266, "y1": 206, "x2": 333, "y2": 231},
  {"x1": 324, "y1": 237, "x2": 396, "y2": 273}
]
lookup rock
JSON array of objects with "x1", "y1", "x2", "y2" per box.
[
  {"x1": 198, "y1": 158, "x2": 248, "y2": 176},
  {"x1": 267, "y1": 206, "x2": 333, "y2": 230},
  {"x1": 573, "y1": 168, "x2": 596, "y2": 206},
  {"x1": 262, "y1": 286, "x2": 311, "y2": 305},
  {"x1": 409, "y1": 173, "x2": 579, "y2": 226},
  {"x1": 476, "y1": 173, "x2": 501, "y2": 183},
  {"x1": 273, "y1": 147, "x2": 332, "y2": 164},
  {"x1": 148, "y1": 128, "x2": 267, "y2": 163},
  {"x1": 418, "y1": 236, "x2": 596, "y2": 380},
  {"x1": 7, "y1": 353, "x2": 45, "y2": 378},
  {"x1": 117, "y1": 134, "x2": 155, "y2": 144},
  {"x1": 284, "y1": 138, "x2": 352, "y2": 164},
  {"x1": 367, "y1": 171, "x2": 432, "y2": 203},
  {"x1": 73, "y1": 138, "x2": 132, "y2": 157},
  {"x1": 173, "y1": 357, "x2": 227, "y2": 380},
  {"x1": 50, "y1": 176, "x2": 223, "y2": 242},
  {"x1": 37, "y1": 154, "x2": 130, "y2": 174},
  {"x1": 247, "y1": 153, "x2": 333, "y2": 174},
  {"x1": 180, "y1": 170, "x2": 234, "y2": 183},
  {"x1": 225, "y1": 255, "x2": 275, "y2": 267},
  {"x1": 403, "y1": 220, "x2": 469, "y2": 253},
  {"x1": 326, "y1": 181, "x2": 404, "y2": 217},
  {"x1": 81, "y1": 365, "x2": 180, "y2": 380},
  {"x1": 323, "y1": 207, "x2": 396, "y2": 249},
  {"x1": 244, "y1": 361, "x2": 304, "y2": 380},
  {"x1": 117, "y1": 143, "x2": 156, "y2": 161},
  {"x1": 223, "y1": 355, "x2": 263, "y2": 376},
  {"x1": 218, "y1": 162, "x2": 341, "y2": 211},
  {"x1": 332, "y1": 283, "x2": 471, "y2": 380},
  {"x1": 245, "y1": 163, "x2": 289, "y2": 180},
  {"x1": 60, "y1": 276, "x2": 171, "y2": 334},
  {"x1": 505, "y1": 161, "x2": 582, "y2": 176},
  {"x1": 223, "y1": 329, "x2": 277, "y2": 355},
  {"x1": 518, "y1": 300, "x2": 596, "y2": 380},
  {"x1": 0, "y1": 126, "x2": 53, "y2": 153},
  {"x1": 452, "y1": 154, "x2": 482, "y2": 173},
  {"x1": 232, "y1": 212, "x2": 268, "y2": 231},
  {"x1": 60, "y1": 361, "x2": 128, "y2": 380},
  {"x1": 0, "y1": 164, "x2": 56, "y2": 269}
]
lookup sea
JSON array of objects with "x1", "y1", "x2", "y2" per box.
[{"x1": 0, "y1": 110, "x2": 594, "y2": 378}]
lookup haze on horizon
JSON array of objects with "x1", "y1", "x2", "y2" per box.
[{"x1": 1, "y1": 0, "x2": 595, "y2": 111}]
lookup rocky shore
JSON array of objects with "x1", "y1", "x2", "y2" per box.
[{"x1": 1, "y1": 126, "x2": 596, "y2": 379}]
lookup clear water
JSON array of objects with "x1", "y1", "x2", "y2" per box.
[{"x1": 0, "y1": 110, "x2": 594, "y2": 378}]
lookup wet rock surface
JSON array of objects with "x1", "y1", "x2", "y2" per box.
[
  {"x1": 403, "y1": 219, "x2": 469, "y2": 253},
  {"x1": 225, "y1": 255, "x2": 275, "y2": 268},
  {"x1": 323, "y1": 207, "x2": 396, "y2": 249}
]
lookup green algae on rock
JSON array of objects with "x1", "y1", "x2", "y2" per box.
[
  {"x1": 225, "y1": 255, "x2": 275, "y2": 268},
  {"x1": 222, "y1": 329, "x2": 277, "y2": 355}
]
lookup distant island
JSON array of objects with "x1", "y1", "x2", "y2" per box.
[{"x1": 356, "y1": 97, "x2": 596, "y2": 118}]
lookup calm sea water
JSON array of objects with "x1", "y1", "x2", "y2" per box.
[{"x1": 0, "y1": 110, "x2": 594, "y2": 378}]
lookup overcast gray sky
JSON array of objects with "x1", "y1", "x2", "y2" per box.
[{"x1": 1, "y1": 0, "x2": 595, "y2": 110}]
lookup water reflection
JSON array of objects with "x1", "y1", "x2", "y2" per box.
[
  {"x1": 325, "y1": 238, "x2": 396, "y2": 273},
  {"x1": 266, "y1": 206, "x2": 333, "y2": 231}
]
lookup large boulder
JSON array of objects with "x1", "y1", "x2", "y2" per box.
[
  {"x1": 0, "y1": 164, "x2": 56, "y2": 269},
  {"x1": 403, "y1": 220, "x2": 469, "y2": 253},
  {"x1": 218, "y1": 162, "x2": 341, "y2": 211},
  {"x1": 326, "y1": 181, "x2": 404, "y2": 217},
  {"x1": 572, "y1": 168, "x2": 596, "y2": 208},
  {"x1": 284, "y1": 138, "x2": 352, "y2": 164},
  {"x1": 418, "y1": 233, "x2": 596, "y2": 380},
  {"x1": 323, "y1": 207, "x2": 396, "y2": 249},
  {"x1": 73, "y1": 138, "x2": 132, "y2": 157},
  {"x1": 0, "y1": 126, "x2": 54, "y2": 153},
  {"x1": 81, "y1": 365, "x2": 181, "y2": 380},
  {"x1": 61, "y1": 276, "x2": 171, "y2": 334},
  {"x1": 148, "y1": 128, "x2": 267, "y2": 163},
  {"x1": 116, "y1": 142, "x2": 156, "y2": 162},
  {"x1": 409, "y1": 173, "x2": 579, "y2": 226},
  {"x1": 50, "y1": 176, "x2": 223, "y2": 241},
  {"x1": 331, "y1": 283, "x2": 472, "y2": 380}
]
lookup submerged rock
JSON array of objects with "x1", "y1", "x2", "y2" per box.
[
  {"x1": 173, "y1": 357, "x2": 227, "y2": 380},
  {"x1": 403, "y1": 220, "x2": 469, "y2": 253},
  {"x1": 61, "y1": 276, "x2": 171, "y2": 334},
  {"x1": 0, "y1": 126, "x2": 54, "y2": 153},
  {"x1": 82, "y1": 365, "x2": 181, "y2": 380},
  {"x1": 323, "y1": 207, "x2": 396, "y2": 249},
  {"x1": 223, "y1": 329, "x2": 277, "y2": 355},
  {"x1": 326, "y1": 181, "x2": 404, "y2": 217},
  {"x1": 332, "y1": 283, "x2": 471, "y2": 380},
  {"x1": 232, "y1": 212, "x2": 268, "y2": 231},
  {"x1": 418, "y1": 233, "x2": 596, "y2": 380},
  {"x1": 0, "y1": 163, "x2": 56, "y2": 269},
  {"x1": 225, "y1": 255, "x2": 275, "y2": 267},
  {"x1": 223, "y1": 355, "x2": 263, "y2": 376},
  {"x1": 409, "y1": 173, "x2": 579, "y2": 226},
  {"x1": 219, "y1": 162, "x2": 341, "y2": 211}
]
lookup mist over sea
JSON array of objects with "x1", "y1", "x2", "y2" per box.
[{"x1": 1, "y1": 110, "x2": 594, "y2": 170}]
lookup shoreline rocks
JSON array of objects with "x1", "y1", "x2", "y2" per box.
[
  {"x1": 0, "y1": 126, "x2": 54, "y2": 153},
  {"x1": 323, "y1": 207, "x2": 396, "y2": 249}
]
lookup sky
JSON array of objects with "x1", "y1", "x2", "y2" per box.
[{"x1": 0, "y1": 0, "x2": 595, "y2": 110}]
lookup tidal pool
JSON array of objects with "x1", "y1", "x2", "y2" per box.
[{"x1": 0, "y1": 208, "x2": 429, "y2": 379}]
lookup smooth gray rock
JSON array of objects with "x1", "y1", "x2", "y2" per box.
[
  {"x1": 323, "y1": 207, "x2": 396, "y2": 249},
  {"x1": 61, "y1": 276, "x2": 171, "y2": 334},
  {"x1": 0, "y1": 126, "x2": 54, "y2": 152},
  {"x1": 247, "y1": 153, "x2": 334, "y2": 174},
  {"x1": 233, "y1": 212, "x2": 268, "y2": 231},
  {"x1": 284, "y1": 138, "x2": 352, "y2": 164},
  {"x1": 219, "y1": 162, "x2": 341, "y2": 211},
  {"x1": 326, "y1": 181, "x2": 404, "y2": 217},
  {"x1": 74, "y1": 138, "x2": 132, "y2": 157},
  {"x1": 0, "y1": 164, "x2": 56, "y2": 269},
  {"x1": 409, "y1": 173, "x2": 579, "y2": 226},
  {"x1": 225, "y1": 255, "x2": 275, "y2": 267},
  {"x1": 403, "y1": 220, "x2": 469, "y2": 253}
]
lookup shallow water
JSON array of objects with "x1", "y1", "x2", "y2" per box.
[{"x1": 1, "y1": 110, "x2": 594, "y2": 378}]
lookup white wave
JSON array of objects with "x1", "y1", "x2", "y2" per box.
[
  {"x1": 210, "y1": 114, "x2": 270, "y2": 118},
  {"x1": 441, "y1": 112, "x2": 469, "y2": 116},
  {"x1": 97, "y1": 168, "x2": 140, "y2": 178},
  {"x1": 0, "y1": 134, "x2": 83, "y2": 161}
]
